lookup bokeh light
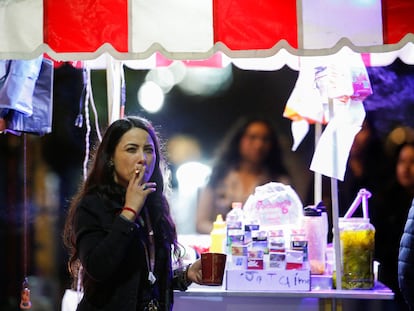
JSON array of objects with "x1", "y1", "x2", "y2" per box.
[
  {"x1": 176, "y1": 161, "x2": 211, "y2": 190},
  {"x1": 137, "y1": 81, "x2": 164, "y2": 113}
]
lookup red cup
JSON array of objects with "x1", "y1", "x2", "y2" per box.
[{"x1": 201, "y1": 252, "x2": 227, "y2": 286}]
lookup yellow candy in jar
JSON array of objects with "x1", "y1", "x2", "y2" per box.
[{"x1": 334, "y1": 218, "x2": 375, "y2": 289}]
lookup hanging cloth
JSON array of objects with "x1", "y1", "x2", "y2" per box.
[
  {"x1": 0, "y1": 56, "x2": 42, "y2": 116},
  {"x1": 0, "y1": 56, "x2": 54, "y2": 135}
]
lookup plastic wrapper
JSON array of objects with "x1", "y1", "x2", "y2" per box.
[{"x1": 243, "y1": 182, "x2": 303, "y2": 228}]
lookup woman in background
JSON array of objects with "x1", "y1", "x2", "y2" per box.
[
  {"x1": 372, "y1": 141, "x2": 414, "y2": 311},
  {"x1": 196, "y1": 115, "x2": 290, "y2": 234},
  {"x1": 63, "y1": 116, "x2": 202, "y2": 310},
  {"x1": 395, "y1": 142, "x2": 414, "y2": 197}
]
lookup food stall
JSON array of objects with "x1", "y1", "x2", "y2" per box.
[
  {"x1": 175, "y1": 182, "x2": 392, "y2": 311},
  {"x1": 1, "y1": 0, "x2": 414, "y2": 310},
  {"x1": 180, "y1": 229, "x2": 392, "y2": 311}
]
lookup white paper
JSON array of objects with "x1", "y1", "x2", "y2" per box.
[
  {"x1": 291, "y1": 120, "x2": 310, "y2": 151},
  {"x1": 310, "y1": 100, "x2": 366, "y2": 181}
]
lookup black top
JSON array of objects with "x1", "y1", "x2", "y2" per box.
[{"x1": 74, "y1": 187, "x2": 188, "y2": 311}]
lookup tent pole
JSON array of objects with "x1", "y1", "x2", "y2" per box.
[
  {"x1": 314, "y1": 122, "x2": 322, "y2": 204},
  {"x1": 328, "y1": 97, "x2": 342, "y2": 290},
  {"x1": 106, "y1": 54, "x2": 122, "y2": 123}
]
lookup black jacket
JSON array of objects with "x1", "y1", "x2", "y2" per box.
[
  {"x1": 399, "y1": 199, "x2": 414, "y2": 311},
  {"x1": 74, "y1": 188, "x2": 188, "y2": 311}
]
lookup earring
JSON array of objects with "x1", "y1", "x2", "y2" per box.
[{"x1": 108, "y1": 160, "x2": 114, "y2": 167}]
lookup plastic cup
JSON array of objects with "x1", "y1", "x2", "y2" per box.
[{"x1": 201, "y1": 252, "x2": 227, "y2": 285}]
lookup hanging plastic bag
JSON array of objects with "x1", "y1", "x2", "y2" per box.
[
  {"x1": 61, "y1": 288, "x2": 83, "y2": 311},
  {"x1": 243, "y1": 182, "x2": 303, "y2": 229},
  {"x1": 61, "y1": 265, "x2": 83, "y2": 311}
]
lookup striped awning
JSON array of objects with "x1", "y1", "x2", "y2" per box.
[{"x1": 1, "y1": 0, "x2": 414, "y2": 62}]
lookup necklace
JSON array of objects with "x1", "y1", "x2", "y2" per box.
[{"x1": 142, "y1": 209, "x2": 156, "y2": 285}]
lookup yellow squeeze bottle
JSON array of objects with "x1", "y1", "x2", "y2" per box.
[{"x1": 210, "y1": 214, "x2": 226, "y2": 253}]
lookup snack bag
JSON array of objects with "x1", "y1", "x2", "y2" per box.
[{"x1": 243, "y1": 182, "x2": 303, "y2": 228}]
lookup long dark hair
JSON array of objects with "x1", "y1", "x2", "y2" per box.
[
  {"x1": 63, "y1": 116, "x2": 179, "y2": 281},
  {"x1": 207, "y1": 115, "x2": 288, "y2": 188}
]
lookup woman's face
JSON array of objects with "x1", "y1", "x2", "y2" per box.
[
  {"x1": 396, "y1": 144, "x2": 414, "y2": 191},
  {"x1": 112, "y1": 127, "x2": 156, "y2": 187},
  {"x1": 239, "y1": 122, "x2": 272, "y2": 165}
]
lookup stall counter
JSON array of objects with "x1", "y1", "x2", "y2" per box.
[
  {"x1": 176, "y1": 234, "x2": 394, "y2": 311},
  {"x1": 174, "y1": 281, "x2": 394, "y2": 311}
]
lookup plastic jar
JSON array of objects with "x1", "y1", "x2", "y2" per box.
[
  {"x1": 303, "y1": 207, "x2": 326, "y2": 274},
  {"x1": 337, "y1": 217, "x2": 375, "y2": 289}
]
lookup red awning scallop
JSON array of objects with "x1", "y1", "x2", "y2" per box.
[{"x1": 0, "y1": 0, "x2": 413, "y2": 61}]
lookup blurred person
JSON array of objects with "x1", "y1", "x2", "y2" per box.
[
  {"x1": 309, "y1": 115, "x2": 391, "y2": 241},
  {"x1": 395, "y1": 142, "x2": 414, "y2": 196},
  {"x1": 371, "y1": 141, "x2": 414, "y2": 311},
  {"x1": 399, "y1": 198, "x2": 414, "y2": 311},
  {"x1": 196, "y1": 115, "x2": 290, "y2": 234},
  {"x1": 63, "y1": 116, "x2": 202, "y2": 311},
  {"x1": 317, "y1": 121, "x2": 412, "y2": 311},
  {"x1": 338, "y1": 115, "x2": 392, "y2": 216}
]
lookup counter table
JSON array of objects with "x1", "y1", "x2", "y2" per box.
[
  {"x1": 175, "y1": 235, "x2": 395, "y2": 311},
  {"x1": 174, "y1": 280, "x2": 394, "y2": 311}
]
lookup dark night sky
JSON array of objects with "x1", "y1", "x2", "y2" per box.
[{"x1": 365, "y1": 59, "x2": 414, "y2": 137}]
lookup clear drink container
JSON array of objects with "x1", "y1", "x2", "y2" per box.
[
  {"x1": 303, "y1": 207, "x2": 326, "y2": 274},
  {"x1": 336, "y1": 217, "x2": 375, "y2": 289}
]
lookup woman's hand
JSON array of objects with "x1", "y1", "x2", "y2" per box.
[
  {"x1": 122, "y1": 164, "x2": 156, "y2": 220},
  {"x1": 187, "y1": 259, "x2": 202, "y2": 284}
]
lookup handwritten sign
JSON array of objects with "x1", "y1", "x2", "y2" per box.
[{"x1": 226, "y1": 269, "x2": 311, "y2": 291}]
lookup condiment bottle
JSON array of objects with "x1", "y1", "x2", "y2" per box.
[{"x1": 210, "y1": 214, "x2": 226, "y2": 253}]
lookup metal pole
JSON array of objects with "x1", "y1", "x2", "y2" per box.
[{"x1": 328, "y1": 98, "x2": 342, "y2": 291}]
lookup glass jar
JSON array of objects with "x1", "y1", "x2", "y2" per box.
[{"x1": 336, "y1": 217, "x2": 375, "y2": 289}]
